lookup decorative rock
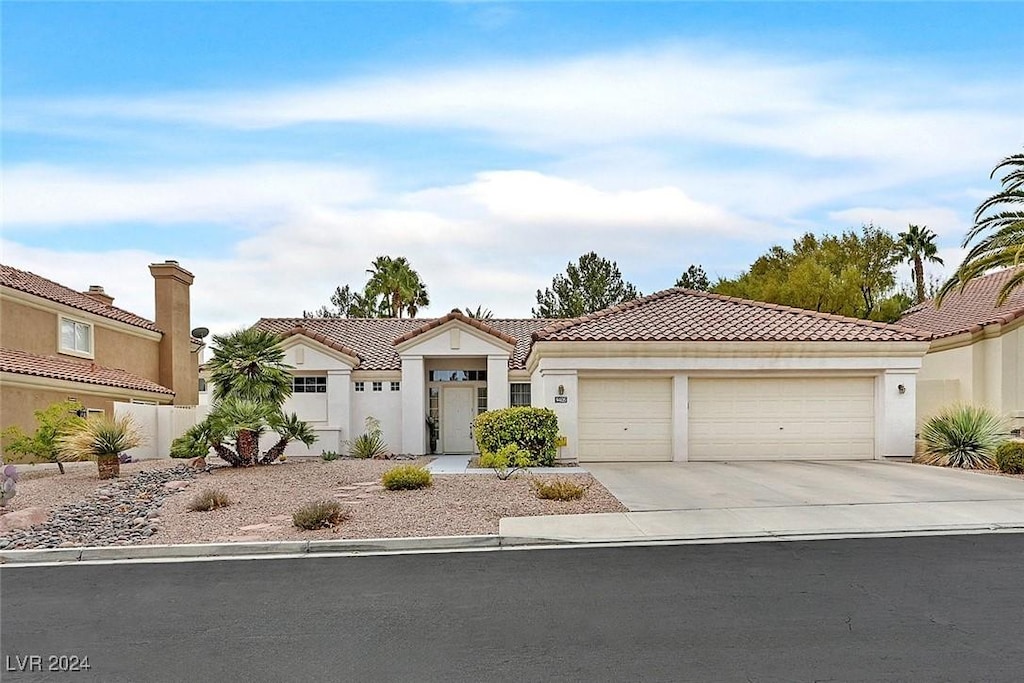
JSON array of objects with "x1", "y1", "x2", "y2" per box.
[
  {"x1": 237, "y1": 523, "x2": 279, "y2": 533},
  {"x1": 164, "y1": 480, "x2": 190, "y2": 491},
  {"x1": 352, "y1": 481, "x2": 376, "y2": 486},
  {"x1": 0, "y1": 507, "x2": 50, "y2": 532}
]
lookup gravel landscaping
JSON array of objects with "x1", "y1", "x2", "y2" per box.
[{"x1": 0, "y1": 458, "x2": 626, "y2": 549}]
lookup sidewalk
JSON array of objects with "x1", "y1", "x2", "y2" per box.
[{"x1": 499, "y1": 499, "x2": 1024, "y2": 542}]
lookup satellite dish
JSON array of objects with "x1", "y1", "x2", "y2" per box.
[{"x1": 191, "y1": 327, "x2": 210, "y2": 339}]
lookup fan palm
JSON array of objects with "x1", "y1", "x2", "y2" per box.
[
  {"x1": 463, "y1": 305, "x2": 494, "y2": 319},
  {"x1": 366, "y1": 256, "x2": 429, "y2": 318},
  {"x1": 261, "y1": 412, "x2": 318, "y2": 464},
  {"x1": 897, "y1": 224, "x2": 943, "y2": 303},
  {"x1": 207, "y1": 328, "x2": 293, "y2": 404},
  {"x1": 208, "y1": 397, "x2": 278, "y2": 466},
  {"x1": 938, "y1": 151, "x2": 1024, "y2": 305}
]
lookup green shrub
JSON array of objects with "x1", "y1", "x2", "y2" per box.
[
  {"x1": 479, "y1": 444, "x2": 533, "y2": 480},
  {"x1": 320, "y1": 450, "x2": 341, "y2": 462},
  {"x1": 292, "y1": 500, "x2": 348, "y2": 530},
  {"x1": 347, "y1": 416, "x2": 389, "y2": 459},
  {"x1": 531, "y1": 477, "x2": 587, "y2": 501},
  {"x1": 187, "y1": 488, "x2": 231, "y2": 512},
  {"x1": 995, "y1": 440, "x2": 1024, "y2": 474},
  {"x1": 918, "y1": 404, "x2": 1006, "y2": 469},
  {"x1": 382, "y1": 464, "x2": 432, "y2": 490},
  {"x1": 170, "y1": 423, "x2": 212, "y2": 459},
  {"x1": 472, "y1": 407, "x2": 558, "y2": 467}
]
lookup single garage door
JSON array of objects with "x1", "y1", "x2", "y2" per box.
[
  {"x1": 688, "y1": 377, "x2": 875, "y2": 460},
  {"x1": 578, "y1": 378, "x2": 672, "y2": 462}
]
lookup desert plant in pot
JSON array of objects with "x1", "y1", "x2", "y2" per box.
[{"x1": 59, "y1": 415, "x2": 144, "y2": 479}]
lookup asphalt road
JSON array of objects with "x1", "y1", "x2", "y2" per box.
[{"x1": 2, "y1": 534, "x2": 1023, "y2": 682}]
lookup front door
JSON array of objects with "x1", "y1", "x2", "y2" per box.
[{"x1": 442, "y1": 386, "x2": 475, "y2": 454}]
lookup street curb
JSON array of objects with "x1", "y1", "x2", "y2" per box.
[{"x1": 0, "y1": 534, "x2": 572, "y2": 565}]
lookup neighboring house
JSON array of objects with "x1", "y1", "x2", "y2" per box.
[
  {"x1": 899, "y1": 266, "x2": 1024, "y2": 432},
  {"x1": 254, "y1": 288, "x2": 930, "y2": 462},
  {"x1": 0, "y1": 261, "x2": 200, "y2": 436}
]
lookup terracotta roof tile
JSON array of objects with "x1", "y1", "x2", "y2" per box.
[
  {"x1": 533, "y1": 289, "x2": 929, "y2": 343},
  {"x1": 253, "y1": 317, "x2": 554, "y2": 371},
  {"x1": 279, "y1": 325, "x2": 362, "y2": 361},
  {"x1": 0, "y1": 264, "x2": 158, "y2": 332},
  {"x1": 0, "y1": 347, "x2": 174, "y2": 395},
  {"x1": 899, "y1": 267, "x2": 1024, "y2": 338},
  {"x1": 392, "y1": 310, "x2": 519, "y2": 347}
]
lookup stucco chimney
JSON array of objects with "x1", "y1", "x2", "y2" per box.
[
  {"x1": 82, "y1": 285, "x2": 114, "y2": 306},
  {"x1": 149, "y1": 260, "x2": 198, "y2": 405}
]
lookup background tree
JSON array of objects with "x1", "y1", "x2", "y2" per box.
[
  {"x1": 463, "y1": 306, "x2": 493, "y2": 319},
  {"x1": 675, "y1": 264, "x2": 710, "y2": 291},
  {"x1": 1, "y1": 400, "x2": 86, "y2": 474},
  {"x1": 303, "y1": 285, "x2": 384, "y2": 318},
  {"x1": 713, "y1": 225, "x2": 906, "y2": 322},
  {"x1": 897, "y1": 224, "x2": 944, "y2": 303},
  {"x1": 305, "y1": 256, "x2": 429, "y2": 318},
  {"x1": 533, "y1": 251, "x2": 640, "y2": 318},
  {"x1": 939, "y1": 150, "x2": 1024, "y2": 305}
]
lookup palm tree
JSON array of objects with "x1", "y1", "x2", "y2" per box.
[
  {"x1": 897, "y1": 224, "x2": 944, "y2": 303},
  {"x1": 463, "y1": 305, "x2": 493, "y2": 319},
  {"x1": 939, "y1": 151, "x2": 1024, "y2": 305},
  {"x1": 261, "y1": 412, "x2": 318, "y2": 464},
  {"x1": 208, "y1": 397, "x2": 278, "y2": 467},
  {"x1": 366, "y1": 256, "x2": 429, "y2": 318},
  {"x1": 206, "y1": 328, "x2": 293, "y2": 404}
]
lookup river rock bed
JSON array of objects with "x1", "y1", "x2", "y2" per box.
[{"x1": 0, "y1": 465, "x2": 196, "y2": 550}]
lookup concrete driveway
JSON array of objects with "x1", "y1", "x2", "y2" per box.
[
  {"x1": 500, "y1": 460, "x2": 1024, "y2": 543},
  {"x1": 585, "y1": 460, "x2": 1024, "y2": 511}
]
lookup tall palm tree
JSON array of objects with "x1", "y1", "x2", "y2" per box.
[
  {"x1": 366, "y1": 256, "x2": 429, "y2": 318},
  {"x1": 463, "y1": 305, "x2": 493, "y2": 319},
  {"x1": 206, "y1": 328, "x2": 293, "y2": 404},
  {"x1": 939, "y1": 151, "x2": 1024, "y2": 305},
  {"x1": 897, "y1": 224, "x2": 944, "y2": 303}
]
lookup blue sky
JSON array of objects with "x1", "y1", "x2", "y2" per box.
[{"x1": 3, "y1": 2, "x2": 1022, "y2": 331}]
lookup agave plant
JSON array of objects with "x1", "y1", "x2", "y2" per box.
[
  {"x1": 59, "y1": 415, "x2": 144, "y2": 479},
  {"x1": 918, "y1": 404, "x2": 1007, "y2": 469},
  {"x1": 261, "y1": 412, "x2": 318, "y2": 465},
  {"x1": 347, "y1": 416, "x2": 389, "y2": 459}
]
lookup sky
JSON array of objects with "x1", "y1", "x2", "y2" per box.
[{"x1": 3, "y1": 2, "x2": 1022, "y2": 333}]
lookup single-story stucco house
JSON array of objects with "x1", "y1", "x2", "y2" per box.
[
  {"x1": 899, "y1": 266, "x2": 1024, "y2": 432},
  {"x1": 249, "y1": 288, "x2": 931, "y2": 463}
]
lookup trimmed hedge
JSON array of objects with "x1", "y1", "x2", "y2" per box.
[
  {"x1": 995, "y1": 440, "x2": 1024, "y2": 475},
  {"x1": 473, "y1": 407, "x2": 559, "y2": 467}
]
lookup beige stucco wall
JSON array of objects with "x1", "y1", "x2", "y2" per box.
[
  {"x1": 1, "y1": 298, "x2": 59, "y2": 355},
  {"x1": 0, "y1": 385, "x2": 113, "y2": 462},
  {"x1": 916, "y1": 323, "x2": 1024, "y2": 430}
]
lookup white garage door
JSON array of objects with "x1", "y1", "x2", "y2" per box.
[
  {"x1": 688, "y1": 377, "x2": 875, "y2": 461},
  {"x1": 578, "y1": 378, "x2": 673, "y2": 462}
]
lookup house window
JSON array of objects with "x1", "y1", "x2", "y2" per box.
[
  {"x1": 59, "y1": 316, "x2": 93, "y2": 357},
  {"x1": 293, "y1": 376, "x2": 327, "y2": 393},
  {"x1": 390, "y1": 381, "x2": 400, "y2": 392},
  {"x1": 372, "y1": 381, "x2": 383, "y2": 392},
  {"x1": 477, "y1": 387, "x2": 488, "y2": 414},
  {"x1": 354, "y1": 381, "x2": 365, "y2": 392},
  {"x1": 428, "y1": 370, "x2": 487, "y2": 382},
  {"x1": 510, "y1": 383, "x2": 531, "y2": 407},
  {"x1": 198, "y1": 378, "x2": 207, "y2": 393},
  {"x1": 86, "y1": 409, "x2": 104, "y2": 420}
]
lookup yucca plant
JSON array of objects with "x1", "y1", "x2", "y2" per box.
[
  {"x1": 918, "y1": 404, "x2": 1007, "y2": 469},
  {"x1": 347, "y1": 416, "x2": 389, "y2": 459},
  {"x1": 59, "y1": 415, "x2": 144, "y2": 479}
]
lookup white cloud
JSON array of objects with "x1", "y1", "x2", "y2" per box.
[{"x1": 1, "y1": 163, "x2": 376, "y2": 227}]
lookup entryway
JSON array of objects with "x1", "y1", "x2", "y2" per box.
[{"x1": 442, "y1": 386, "x2": 475, "y2": 454}]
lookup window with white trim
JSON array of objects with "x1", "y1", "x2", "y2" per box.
[
  {"x1": 59, "y1": 316, "x2": 93, "y2": 356},
  {"x1": 476, "y1": 387, "x2": 488, "y2": 414},
  {"x1": 390, "y1": 381, "x2": 401, "y2": 392},
  {"x1": 198, "y1": 378, "x2": 208, "y2": 393},
  {"x1": 354, "y1": 381, "x2": 365, "y2": 392},
  {"x1": 293, "y1": 376, "x2": 327, "y2": 393},
  {"x1": 372, "y1": 381, "x2": 383, "y2": 392},
  {"x1": 510, "y1": 383, "x2": 531, "y2": 407}
]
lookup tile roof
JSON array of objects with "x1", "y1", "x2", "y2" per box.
[
  {"x1": 0, "y1": 264, "x2": 159, "y2": 332},
  {"x1": 0, "y1": 347, "x2": 174, "y2": 395},
  {"x1": 253, "y1": 317, "x2": 555, "y2": 371},
  {"x1": 392, "y1": 310, "x2": 519, "y2": 347},
  {"x1": 278, "y1": 325, "x2": 362, "y2": 361},
  {"x1": 533, "y1": 289, "x2": 929, "y2": 343},
  {"x1": 899, "y1": 266, "x2": 1024, "y2": 338}
]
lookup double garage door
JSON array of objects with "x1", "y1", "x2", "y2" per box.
[{"x1": 577, "y1": 376, "x2": 875, "y2": 462}]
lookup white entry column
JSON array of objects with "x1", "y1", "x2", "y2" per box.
[
  {"x1": 486, "y1": 354, "x2": 510, "y2": 411},
  {"x1": 326, "y1": 369, "x2": 351, "y2": 452},
  {"x1": 400, "y1": 355, "x2": 426, "y2": 455}
]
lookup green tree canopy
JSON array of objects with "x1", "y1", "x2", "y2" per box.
[
  {"x1": 897, "y1": 224, "x2": 944, "y2": 304},
  {"x1": 675, "y1": 264, "x2": 710, "y2": 291},
  {"x1": 533, "y1": 251, "x2": 640, "y2": 318},
  {"x1": 1, "y1": 400, "x2": 86, "y2": 474},
  {"x1": 712, "y1": 225, "x2": 907, "y2": 322},
  {"x1": 939, "y1": 150, "x2": 1024, "y2": 305},
  {"x1": 304, "y1": 256, "x2": 429, "y2": 319},
  {"x1": 207, "y1": 328, "x2": 294, "y2": 405},
  {"x1": 463, "y1": 305, "x2": 493, "y2": 319}
]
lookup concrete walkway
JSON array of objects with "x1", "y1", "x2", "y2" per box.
[
  {"x1": 426, "y1": 454, "x2": 587, "y2": 476},
  {"x1": 500, "y1": 461, "x2": 1024, "y2": 542}
]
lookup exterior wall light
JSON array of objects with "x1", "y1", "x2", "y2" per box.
[{"x1": 898, "y1": 384, "x2": 906, "y2": 394}]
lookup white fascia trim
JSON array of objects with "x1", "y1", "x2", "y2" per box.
[
  {"x1": 393, "y1": 319, "x2": 516, "y2": 354},
  {"x1": 1, "y1": 372, "x2": 175, "y2": 403},
  {"x1": 278, "y1": 334, "x2": 359, "y2": 368}
]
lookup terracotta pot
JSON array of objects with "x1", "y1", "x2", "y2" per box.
[{"x1": 96, "y1": 454, "x2": 121, "y2": 480}]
